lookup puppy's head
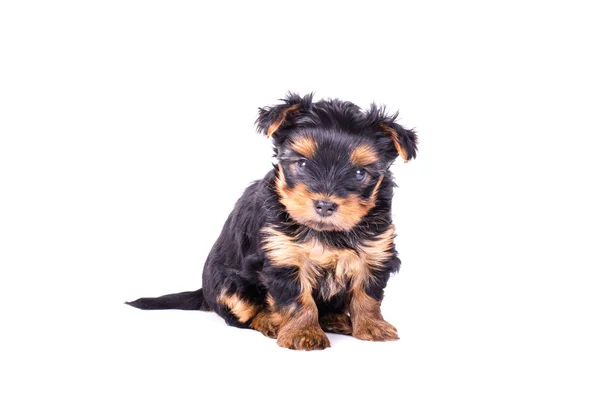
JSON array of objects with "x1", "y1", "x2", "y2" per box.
[{"x1": 256, "y1": 93, "x2": 417, "y2": 232}]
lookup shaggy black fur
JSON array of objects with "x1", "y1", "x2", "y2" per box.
[{"x1": 127, "y1": 93, "x2": 418, "y2": 350}]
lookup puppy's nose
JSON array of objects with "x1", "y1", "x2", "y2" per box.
[{"x1": 314, "y1": 200, "x2": 338, "y2": 217}]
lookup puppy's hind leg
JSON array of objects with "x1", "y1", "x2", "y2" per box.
[
  {"x1": 319, "y1": 312, "x2": 352, "y2": 335},
  {"x1": 249, "y1": 306, "x2": 280, "y2": 339},
  {"x1": 316, "y1": 294, "x2": 352, "y2": 335},
  {"x1": 212, "y1": 268, "x2": 267, "y2": 329}
]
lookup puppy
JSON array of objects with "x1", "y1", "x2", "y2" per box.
[{"x1": 127, "y1": 93, "x2": 418, "y2": 350}]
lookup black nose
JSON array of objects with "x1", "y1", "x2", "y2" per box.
[{"x1": 314, "y1": 200, "x2": 338, "y2": 217}]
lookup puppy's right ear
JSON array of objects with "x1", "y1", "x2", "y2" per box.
[{"x1": 256, "y1": 92, "x2": 313, "y2": 138}]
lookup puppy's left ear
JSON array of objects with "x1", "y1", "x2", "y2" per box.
[
  {"x1": 256, "y1": 92, "x2": 313, "y2": 138},
  {"x1": 379, "y1": 122, "x2": 418, "y2": 163},
  {"x1": 367, "y1": 104, "x2": 418, "y2": 163}
]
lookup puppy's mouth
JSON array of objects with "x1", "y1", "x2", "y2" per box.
[
  {"x1": 304, "y1": 217, "x2": 340, "y2": 232},
  {"x1": 280, "y1": 202, "x2": 345, "y2": 231}
]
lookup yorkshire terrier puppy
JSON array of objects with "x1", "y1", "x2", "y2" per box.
[{"x1": 127, "y1": 93, "x2": 418, "y2": 350}]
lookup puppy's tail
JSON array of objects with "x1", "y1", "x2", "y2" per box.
[{"x1": 125, "y1": 288, "x2": 210, "y2": 311}]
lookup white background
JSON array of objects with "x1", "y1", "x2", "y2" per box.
[{"x1": 1, "y1": 1, "x2": 599, "y2": 396}]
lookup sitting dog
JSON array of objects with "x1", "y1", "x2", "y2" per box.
[{"x1": 127, "y1": 93, "x2": 418, "y2": 350}]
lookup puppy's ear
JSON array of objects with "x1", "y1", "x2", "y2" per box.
[
  {"x1": 366, "y1": 104, "x2": 418, "y2": 163},
  {"x1": 256, "y1": 92, "x2": 313, "y2": 138},
  {"x1": 379, "y1": 122, "x2": 418, "y2": 163}
]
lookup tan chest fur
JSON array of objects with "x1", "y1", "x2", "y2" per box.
[{"x1": 261, "y1": 226, "x2": 396, "y2": 301}]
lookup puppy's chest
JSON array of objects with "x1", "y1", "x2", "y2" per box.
[
  {"x1": 303, "y1": 242, "x2": 359, "y2": 274},
  {"x1": 261, "y1": 226, "x2": 396, "y2": 300},
  {"x1": 303, "y1": 242, "x2": 363, "y2": 300}
]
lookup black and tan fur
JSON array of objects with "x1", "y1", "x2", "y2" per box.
[{"x1": 127, "y1": 93, "x2": 418, "y2": 350}]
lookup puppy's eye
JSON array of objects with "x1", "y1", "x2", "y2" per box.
[
  {"x1": 355, "y1": 168, "x2": 367, "y2": 182},
  {"x1": 296, "y1": 159, "x2": 308, "y2": 171}
]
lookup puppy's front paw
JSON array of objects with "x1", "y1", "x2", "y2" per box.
[
  {"x1": 353, "y1": 320, "x2": 399, "y2": 342},
  {"x1": 277, "y1": 326, "x2": 331, "y2": 350}
]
